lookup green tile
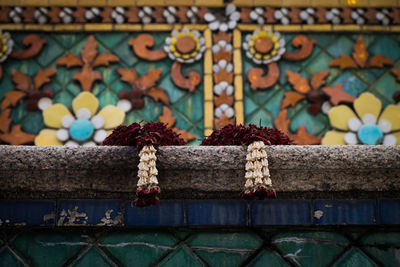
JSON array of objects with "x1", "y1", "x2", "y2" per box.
[
  {"x1": 124, "y1": 111, "x2": 145, "y2": 125},
  {"x1": 73, "y1": 248, "x2": 115, "y2": 267},
  {"x1": 273, "y1": 232, "x2": 348, "y2": 267},
  {"x1": 66, "y1": 81, "x2": 83, "y2": 97},
  {"x1": 53, "y1": 33, "x2": 86, "y2": 49},
  {"x1": 22, "y1": 111, "x2": 44, "y2": 135},
  {"x1": 5, "y1": 59, "x2": 41, "y2": 77},
  {"x1": 10, "y1": 98, "x2": 28, "y2": 124},
  {"x1": 137, "y1": 98, "x2": 164, "y2": 122},
  {"x1": 362, "y1": 233, "x2": 400, "y2": 267},
  {"x1": 0, "y1": 248, "x2": 26, "y2": 267},
  {"x1": 95, "y1": 33, "x2": 128, "y2": 50},
  {"x1": 175, "y1": 92, "x2": 203, "y2": 123},
  {"x1": 173, "y1": 108, "x2": 196, "y2": 131},
  {"x1": 264, "y1": 88, "x2": 286, "y2": 117},
  {"x1": 333, "y1": 248, "x2": 378, "y2": 267},
  {"x1": 303, "y1": 52, "x2": 333, "y2": 75},
  {"x1": 54, "y1": 68, "x2": 79, "y2": 87},
  {"x1": 300, "y1": 46, "x2": 322, "y2": 68},
  {"x1": 247, "y1": 249, "x2": 289, "y2": 267},
  {"x1": 92, "y1": 83, "x2": 107, "y2": 98},
  {"x1": 327, "y1": 36, "x2": 355, "y2": 58},
  {"x1": 171, "y1": 229, "x2": 192, "y2": 241},
  {"x1": 69, "y1": 36, "x2": 90, "y2": 56},
  {"x1": 98, "y1": 91, "x2": 118, "y2": 109},
  {"x1": 133, "y1": 61, "x2": 171, "y2": 77},
  {"x1": 0, "y1": 76, "x2": 14, "y2": 101},
  {"x1": 331, "y1": 71, "x2": 368, "y2": 97},
  {"x1": 245, "y1": 109, "x2": 274, "y2": 127},
  {"x1": 98, "y1": 65, "x2": 120, "y2": 86},
  {"x1": 290, "y1": 108, "x2": 327, "y2": 135},
  {"x1": 349, "y1": 34, "x2": 376, "y2": 47},
  {"x1": 157, "y1": 76, "x2": 186, "y2": 104},
  {"x1": 53, "y1": 91, "x2": 74, "y2": 109},
  {"x1": 36, "y1": 36, "x2": 65, "y2": 68},
  {"x1": 13, "y1": 231, "x2": 86, "y2": 267},
  {"x1": 158, "y1": 246, "x2": 204, "y2": 267},
  {"x1": 369, "y1": 36, "x2": 400, "y2": 62},
  {"x1": 100, "y1": 230, "x2": 177, "y2": 267},
  {"x1": 113, "y1": 37, "x2": 140, "y2": 67},
  {"x1": 310, "y1": 34, "x2": 335, "y2": 48},
  {"x1": 372, "y1": 73, "x2": 400, "y2": 106},
  {"x1": 244, "y1": 95, "x2": 259, "y2": 117},
  {"x1": 278, "y1": 62, "x2": 302, "y2": 85}
]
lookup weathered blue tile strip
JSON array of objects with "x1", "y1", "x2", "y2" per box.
[{"x1": 0, "y1": 199, "x2": 399, "y2": 226}]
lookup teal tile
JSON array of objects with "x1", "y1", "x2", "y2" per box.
[
  {"x1": 0, "y1": 76, "x2": 14, "y2": 101},
  {"x1": 356, "y1": 69, "x2": 381, "y2": 85},
  {"x1": 331, "y1": 71, "x2": 368, "y2": 97},
  {"x1": 10, "y1": 98, "x2": 28, "y2": 124},
  {"x1": 66, "y1": 81, "x2": 82, "y2": 97},
  {"x1": 362, "y1": 233, "x2": 400, "y2": 267},
  {"x1": 109, "y1": 80, "x2": 127, "y2": 96},
  {"x1": 54, "y1": 68, "x2": 78, "y2": 87},
  {"x1": 247, "y1": 249, "x2": 289, "y2": 267},
  {"x1": 273, "y1": 232, "x2": 348, "y2": 267},
  {"x1": 327, "y1": 36, "x2": 355, "y2": 58},
  {"x1": 278, "y1": 62, "x2": 302, "y2": 85},
  {"x1": 13, "y1": 231, "x2": 86, "y2": 267},
  {"x1": 53, "y1": 33, "x2": 86, "y2": 49},
  {"x1": 98, "y1": 65, "x2": 120, "y2": 86},
  {"x1": 309, "y1": 34, "x2": 335, "y2": 48},
  {"x1": 245, "y1": 109, "x2": 274, "y2": 128},
  {"x1": 92, "y1": 83, "x2": 107, "y2": 98},
  {"x1": 369, "y1": 36, "x2": 400, "y2": 62},
  {"x1": 72, "y1": 248, "x2": 114, "y2": 267},
  {"x1": 53, "y1": 91, "x2": 74, "y2": 109},
  {"x1": 124, "y1": 111, "x2": 145, "y2": 125},
  {"x1": 181, "y1": 60, "x2": 203, "y2": 76},
  {"x1": 349, "y1": 34, "x2": 376, "y2": 47},
  {"x1": 100, "y1": 230, "x2": 177, "y2": 267},
  {"x1": 69, "y1": 36, "x2": 90, "y2": 56},
  {"x1": 333, "y1": 247, "x2": 378, "y2": 267},
  {"x1": 171, "y1": 229, "x2": 192, "y2": 240},
  {"x1": 174, "y1": 92, "x2": 203, "y2": 123},
  {"x1": 22, "y1": 111, "x2": 44, "y2": 135},
  {"x1": 173, "y1": 108, "x2": 196, "y2": 131},
  {"x1": 158, "y1": 246, "x2": 204, "y2": 267},
  {"x1": 263, "y1": 88, "x2": 286, "y2": 117},
  {"x1": 289, "y1": 108, "x2": 327, "y2": 135},
  {"x1": 158, "y1": 76, "x2": 186, "y2": 104},
  {"x1": 36, "y1": 36, "x2": 65, "y2": 67},
  {"x1": 244, "y1": 96, "x2": 259, "y2": 117},
  {"x1": 372, "y1": 73, "x2": 400, "y2": 106},
  {"x1": 98, "y1": 90, "x2": 119, "y2": 108},
  {"x1": 303, "y1": 51, "x2": 333, "y2": 75},
  {"x1": 5, "y1": 59, "x2": 41, "y2": 77},
  {"x1": 300, "y1": 46, "x2": 322, "y2": 68},
  {"x1": 133, "y1": 61, "x2": 170, "y2": 77},
  {"x1": 151, "y1": 32, "x2": 169, "y2": 49},
  {"x1": 95, "y1": 33, "x2": 128, "y2": 50},
  {"x1": 113, "y1": 37, "x2": 140, "y2": 67},
  {"x1": 137, "y1": 98, "x2": 163, "y2": 122},
  {"x1": 0, "y1": 248, "x2": 25, "y2": 267}
]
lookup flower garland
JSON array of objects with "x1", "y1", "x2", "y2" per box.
[
  {"x1": 103, "y1": 122, "x2": 186, "y2": 207},
  {"x1": 201, "y1": 124, "x2": 291, "y2": 200}
]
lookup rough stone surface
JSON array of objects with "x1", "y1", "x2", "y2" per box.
[{"x1": 0, "y1": 145, "x2": 399, "y2": 199}]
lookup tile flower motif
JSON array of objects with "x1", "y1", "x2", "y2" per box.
[
  {"x1": 204, "y1": 4, "x2": 240, "y2": 32},
  {"x1": 322, "y1": 93, "x2": 400, "y2": 145},
  {"x1": 0, "y1": 30, "x2": 13, "y2": 63},
  {"x1": 35, "y1": 92, "x2": 125, "y2": 146},
  {"x1": 164, "y1": 28, "x2": 205, "y2": 64},
  {"x1": 243, "y1": 30, "x2": 285, "y2": 65}
]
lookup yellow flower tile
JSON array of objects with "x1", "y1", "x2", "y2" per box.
[
  {"x1": 328, "y1": 105, "x2": 356, "y2": 131},
  {"x1": 72, "y1": 92, "x2": 99, "y2": 116},
  {"x1": 35, "y1": 129, "x2": 63, "y2": 146},
  {"x1": 43, "y1": 104, "x2": 71, "y2": 128},
  {"x1": 97, "y1": 105, "x2": 125, "y2": 129},
  {"x1": 380, "y1": 105, "x2": 400, "y2": 131},
  {"x1": 354, "y1": 92, "x2": 381, "y2": 120},
  {"x1": 393, "y1": 132, "x2": 400, "y2": 145},
  {"x1": 321, "y1": 131, "x2": 346, "y2": 145}
]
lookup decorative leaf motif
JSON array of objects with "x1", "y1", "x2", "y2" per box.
[
  {"x1": 213, "y1": 50, "x2": 232, "y2": 63},
  {"x1": 139, "y1": 68, "x2": 163, "y2": 91},
  {"x1": 214, "y1": 114, "x2": 235, "y2": 130},
  {"x1": 281, "y1": 92, "x2": 306, "y2": 108},
  {"x1": 329, "y1": 55, "x2": 358, "y2": 70},
  {"x1": 0, "y1": 125, "x2": 35, "y2": 145},
  {"x1": 1, "y1": 91, "x2": 26, "y2": 110},
  {"x1": 214, "y1": 92, "x2": 234, "y2": 107},
  {"x1": 247, "y1": 63, "x2": 279, "y2": 91},
  {"x1": 171, "y1": 62, "x2": 201, "y2": 93},
  {"x1": 291, "y1": 126, "x2": 321, "y2": 145},
  {"x1": 322, "y1": 84, "x2": 356, "y2": 105},
  {"x1": 92, "y1": 53, "x2": 120, "y2": 68},
  {"x1": 173, "y1": 128, "x2": 196, "y2": 142},
  {"x1": 146, "y1": 88, "x2": 169, "y2": 105},
  {"x1": 214, "y1": 69, "x2": 234, "y2": 85},
  {"x1": 390, "y1": 68, "x2": 400, "y2": 82},
  {"x1": 81, "y1": 36, "x2": 98, "y2": 65},
  {"x1": 310, "y1": 71, "x2": 329, "y2": 90},
  {"x1": 56, "y1": 54, "x2": 83, "y2": 68},
  {"x1": 34, "y1": 69, "x2": 57, "y2": 89},
  {"x1": 129, "y1": 34, "x2": 167, "y2": 61},
  {"x1": 10, "y1": 35, "x2": 46, "y2": 60},
  {"x1": 286, "y1": 71, "x2": 310, "y2": 93},
  {"x1": 274, "y1": 109, "x2": 290, "y2": 135},
  {"x1": 73, "y1": 65, "x2": 102, "y2": 92},
  {"x1": 159, "y1": 106, "x2": 176, "y2": 128},
  {"x1": 282, "y1": 35, "x2": 316, "y2": 61},
  {"x1": 352, "y1": 37, "x2": 368, "y2": 68},
  {"x1": 11, "y1": 69, "x2": 33, "y2": 92},
  {"x1": 0, "y1": 109, "x2": 11, "y2": 133},
  {"x1": 367, "y1": 55, "x2": 394, "y2": 68},
  {"x1": 116, "y1": 68, "x2": 137, "y2": 86}
]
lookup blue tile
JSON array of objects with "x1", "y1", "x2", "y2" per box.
[
  {"x1": 314, "y1": 200, "x2": 376, "y2": 225},
  {"x1": 187, "y1": 200, "x2": 247, "y2": 226},
  {"x1": 57, "y1": 200, "x2": 122, "y2": 226},
  {"x1": 379, "y1": 199, "x2": 400, "y2": 225},
  {"x1": 125, "y1": 200, "x2": 184, "y2": 226},
  {"x1": 0, "y1": 201, "x2": 55, "y2": 226},
  {"x1": 251, "y1": 200, "x2": 311, "y2": 225}
]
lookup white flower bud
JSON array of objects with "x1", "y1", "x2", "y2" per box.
[
  {"x1": 245, "y1": 179, "x2": 253, "y2": 188},
  {"x1": 149, "y1": 167, "x2": 158, "y2": 176},
  {"x1": 138, "y1": 162, "x2": 149, "y2": 171},
  {"x1": 149, "y1": 175, "x2": 158, "y2": 184},
  {"x1": 245, "y1": 161, "x2": 253, "y2": 171},
  {"x1": 245, "y1": 171, "x2": 253, "y2": 179}
]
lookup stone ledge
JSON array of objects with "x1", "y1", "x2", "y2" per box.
[{"x1": 0, "y1": 145, "x2": 399, "y2": 199}]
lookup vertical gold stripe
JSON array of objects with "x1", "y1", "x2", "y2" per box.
[
  {"x1": 203, "y1": 28, "x2": 214, "y2": 136},
  {"x1": 233, "y1": 29, "x2": 244, "y2": 125}
]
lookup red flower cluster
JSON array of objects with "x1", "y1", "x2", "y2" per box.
[
  {"x1": 241, "y1": 187, "x2": 276, "y2": 200},
  {"x1": 103, "y1": 122, "x2": 186, "y2": 150},
  {"x1": 134, "y1": 188, "x2": 160, "y2": 207},
  {"x1": 200, "y1": 124, "x2": 291, "y2": 146}
]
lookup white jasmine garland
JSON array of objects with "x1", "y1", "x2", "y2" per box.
[
  {"x1": 243, "y1": 141, "x2": 275, "y2": 198},
  {"x1": 137, "y1": 145, "x2": 159, "y2": 193}
]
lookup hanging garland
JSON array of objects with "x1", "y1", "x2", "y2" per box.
[
  {"x1": 103, "y1": 122, "x2": 186, "y2": 207},
  {"x1": 201, "y1": 124, "x2": 291, "y2": 200}
]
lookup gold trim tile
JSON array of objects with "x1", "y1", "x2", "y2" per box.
[
  {"x1": 233, "y1": 29, "x2": 241, "y2": 49},
  {"x1": 24, "y1": 24, "x2": 53, "y2": 31},
  {"x1": 165, "y1": 0, "x2": 194, "y2": 5},
  {"x1": 204, "y1": 28, "x2": 212, "y2": 48},
  {"x1": 136, "y1": 0, "x2": 164, "y2": 5},
  {"x1": 261, "y1": 25, "x2": 273, "y2": 31},
  {"x1": 0, "y1": 0, "x2": 21, "y2": 5},
  {"x1": 233, "y1": 49, "x2": 242, "y2": 75},
  {"x1": 302, "y1": 24, "x2": 332, "y2": 31},
  {"x1": 54, "y1": 24, "x2": 84, "y2": 31},
  {"x1": 234, "y1": 75, "x2": 243, "y2": 101},
  {"x1": 204, "y1": 101, "x2": 214, "y2": 129},
  {"x1": 0, "y1": 24, "x2": 24, "y2": 30},
  {"x1": 340, "y1": 0, "x2": 369, "y2": 7},
  {"x1": 78, "y1": 0, "x2": 106, "y2": 6},
  {"x1": 185, "y1": 24, "x2": 208, "y2": 31},
  {"x1": 390, "y1": 26, "x2": 400, "y2": 32},
  {"x1": 253, "y1": 0, "x2": 282, "y2": 6},
  {"x1": 370, "y1": 0, "x2": 397, "y2": 6},
  {"x1": 362, "y1": 25, "x2": 391, "y2": 31},
  {"x1": 84, "y1": 24, "x2": 113, "y2": 31},
  {"x1": 49, "y1": 0, "x2": 78, "y2": 5},
  {"x1": 143, "y1": 24, "x2": 173, "y2": 31},
  {"x1": 195, "y1": 0, "x2": 224, "y2": 7},
  {"x1": 204, "y1": 128, "x2": 213, "y2": 137},
  {"x1": 282, "y1": 0, "x2": 310, "y2": 7},
  {"x1": 234, "y1": 101, "x2": 244, "y2": 125},
  {"x1": 310, "y1": 0, "x2": 340, "y2": 7},
  {"x1": 107, "y1": 0, "x2": 137, "y2": 6},
  {"x1": 232, "y1": 0, "x2": 255, "y2": 6},
  {"x1": 204, "y1": 75, "x2": 213, "y2": 101},
  {"x1": 20, "y1": 0, "x2": 48, "y2": 5},
  {"x1": 204, "y1": 50, "x2": 213, "y2": 75},
  {"x1": 237, "y1": 24, "x2": 261, "y2": 31},
  {"x1": 332, "y1": 24, "x2": 362, "y2": 31},
  {"x1": 273, "y1": 25, "x2": 302, "y2": 32},
  {"x1": 114, "y1": 24, "x2": 142, "y2": 31}
]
